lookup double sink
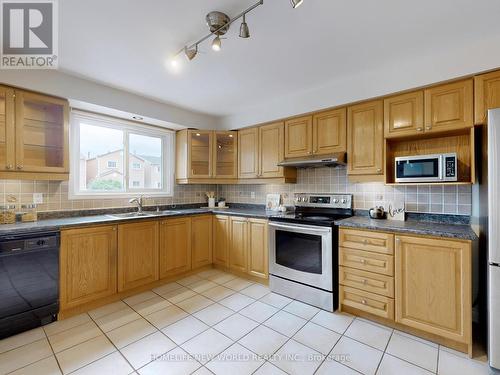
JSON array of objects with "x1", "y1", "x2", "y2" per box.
[{"x1": 107, "y1": 210, "x2": 182, "y2": 219}]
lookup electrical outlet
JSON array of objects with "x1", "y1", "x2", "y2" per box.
[
  {"x1": 375, "y1": 194, "x2": 384, "y2": 201},
  {"x1": 251, "y1": 192, "x2": 255, "y2": 199},
  {"x1": 33, "y1": 193, "x2": 43, "y2": 204}
]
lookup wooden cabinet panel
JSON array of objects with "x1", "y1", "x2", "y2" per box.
[
  {"x1": 339, "y1": 247, "x2": 394, "y2": 276},
  {"x1": 259, "y1": 122, "x2": 285, "y2": 178},
  {"x1": 192, "y1": 215, "x2": 213, "y2": 269},
  {"x1": 229, "y1": 216, "x2": 248, "y2": 273},
  {"x1": 339, "y1": 266, "x2": 394, "y2": 298},
  {"x1": 118, "y1": 221, "x2": 159, "y2": 292},
  {"x1": 188, "y1": 130, "x2": 212, "y2": 178},
  {"x1": 384, "y1": 91, "x2": 424, "y2": 138},
  {"x1": 340, "y1": 285, "x2": 395, "y2": 320},
  {"x1": 60, "y1": 226, "x2": 117, "y2": 310},
  {"x1": 284, "y1": 116, "x2": 313, "y2": 158},
  {"x1": 247, "y1": 218, "x2": 268, "y2": 279},
  {"x1": 0, "y1": 86, "x2": 15, "y2": 172},
  {"x1": 312, "y1": 108, "x2": 346, "y2": 155},
  {"x1": 347, "y1": 100, "x2": 384, "y2": 175},
  {"x1": 214, "y1": 131, "x2": 237, "y2": 178},
  {"x1": 159, "y1": 217, "x2": 192, "y2": 278},
  {"x1": 424, "y1": 79, "x2": 473, "y2": 133},
  {"x1": 395, "y1": 235, "x2": 471, "y2": 343},
  {"x1": 339, "y1": 229, "x2": 394, "y2": 255},
  {"x1": 475, "y1": 70, "x2": 500, "y2": 125},
  {"x1": 14, "y1": 90, "x2": 69, "y2": 174},
  {"x1": 213, "y1": 215, "x2": 230, "y2": 267},
  {"x1": 238, "y1": 127, "x2": 259, "y2": 178}
]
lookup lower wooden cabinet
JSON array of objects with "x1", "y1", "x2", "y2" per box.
[
  {"x1": 60, "y1": 225, "x2": 117, "y2": 310},
  {"x1": 159, "y1": 217, "x2": 191, "y2": 279},
  {"x1": 229, "y1": 216, "x2": 248, "y2": 273},
  {"x1": 191, "y1": 215, "x2": 213, "y2": 269},
  {"x1": 213, "y1": 215, "x2": 230, "y2": 267},
  {"x1": 395, "y1": 235, "x2": 471, "y2": 344},
  {"x1": 118, "y1": 221, "x2": 159, "y2": 292},
  {"x1": 247, "y1": 218, "x2": 269, "y2": 279}
]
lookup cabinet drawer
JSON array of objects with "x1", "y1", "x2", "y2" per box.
[
  {"x1": 339, "y1": 229, "x2": 394, "y2": 254},
  {"x1": 339, "y1": 266, "x2": 394, "y2": 298},
  {"x1": 339, "y1": 247, "x2": 394, "y2": 276},
  {"x1": 340, "y1": 285, "x2": 394, "y2": 320}
]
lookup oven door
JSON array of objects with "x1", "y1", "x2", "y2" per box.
[
  {"x1": 268, "y1": 222, "x2": 333, "y2": 291},
  {"x1": 395, "y1": 155, "x2": 442, "y2": 182}
]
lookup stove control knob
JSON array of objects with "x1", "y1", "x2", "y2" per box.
[
  {"x1": 341, "y1": 199, "x2": 347, "y2": 204},
  {"x1": 333, "y1": 198, "x2": 339, "y2": 204},
  {"x1": 302, "y1": 197, "x2": 308, "y2": 202}
]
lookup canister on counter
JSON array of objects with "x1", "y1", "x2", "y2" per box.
[{"x1": 20, "y1": 204, "x2": 37, "y2": 222}]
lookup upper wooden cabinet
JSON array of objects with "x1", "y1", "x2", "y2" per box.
[
  {"x1": 238, "y1": 127, "x2": 259, "y2": 179},
  {"x1": 117, "y1": 221, "x2": 159, "y2": 292},
  {"x1": 259, "y1": 122, "x2": 285, "y2": 178},
  {"x1": 384, "y1": 91, "x2": 424, "y2": 138},
  {"x1": 159, "y1": 217, "x2": 192, "y2": 279},
  {"x1": 312, "y1": 108, "x2": 347, "y2": 155},
  {"x1": 213, "y1": 215, "x2": 230, "y2": 267},
  {"x1": 176, "y1": 129, "x2": 237, "y2": 183},
  {"x1": 191, "y1": 215, "x2": 213, "y2": 269},
  {"x1": 347, "y1": 100, "x2": 384, "y2": 176},
  {"x1": 475, "y1": 70, "x2": 500, "y2": 125},
  {"x1": 284, "y1": 115, "x2": 313, "y2": 158},
  {"x1": 424, "y1": 79, "x2": 473, "y2": 133},
  {"x1": 60, "y1": 225, "x2": 117, "y2": 311},
  {"x1": 395, "y1": 235, "x2": 471, "y2": 344},
  {"x1": 247, "y1": 218, "x2": 269, "y2": 279},
  {"x1": 0, "y1": 86, "x2": 15, "y2": 173}
]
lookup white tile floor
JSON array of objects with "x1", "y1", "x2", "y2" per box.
[{"x1": 0, "y1": 269, "x2": 490, "y2": 375}]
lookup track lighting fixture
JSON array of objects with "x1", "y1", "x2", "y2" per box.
[
  {"x1": 211, "y1": 36, "x2": 222, "y2": 51},
  {"x1": 184, "y1": 45, "x2": 198, "y2": 60},
  {"x1": 239, "y1": 14, "x2": 250, "y2": 38},
  {"x1": 290, "y1": 0, "x2": 303, "y2": 8}
]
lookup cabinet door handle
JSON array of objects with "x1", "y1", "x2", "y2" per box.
[
  {"x1": 6, "y1": 164, "x2": 12, "y2": 170},
  {"x1": 360, "y1": 259, "x2": 367, "y2": 264},
  {"x1": 377, "y1": 168, "x2": 382, "y2": 173},
  {"x1": 363, "y1": 239, "x2": 368, "y2": 245},
  {"x1": 361, "y1": 299, "x2": 367, "y2": 305},
  {"x1": 362, "y1": 279, "x2": 368, "y2": 285},
  {"x1": 416, "y1": 127, "x2": 423, "y2": 131},
  {"x1": 16, "y1": 165, "x2": 23, "y2": 170},
  {"x1": 426, "y1": 126, "x2": 432, "y2": 130}
]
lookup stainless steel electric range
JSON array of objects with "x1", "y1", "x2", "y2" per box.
[{"x1": 268, "y1": 193, "x2": 353, "y2": 311}]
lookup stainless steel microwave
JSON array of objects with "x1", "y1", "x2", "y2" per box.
[{"x1": 395, "y1": 153, "x2": 458, "y2": 183}]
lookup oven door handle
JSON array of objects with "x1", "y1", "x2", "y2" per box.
[{"x1": 268, "y1": 222, "x2": 332, "y2": 234}]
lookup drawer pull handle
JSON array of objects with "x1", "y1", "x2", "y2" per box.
[
  {"x1": 361, "y1": 299, "x2": 367, "y2": 305},
  {"x1": 360, "y1": 259, "x2": 367, "y2": 264},
  {"x1": 362, "y1": 279, "x2": 367, "y2": 285}
]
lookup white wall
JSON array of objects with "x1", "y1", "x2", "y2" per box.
[
  {"x1": 0, "y1": 70, "x2": 221, "y2": 130},
  {"x1": 220, "y1": 34, "x2": 500, "y2": 130}
]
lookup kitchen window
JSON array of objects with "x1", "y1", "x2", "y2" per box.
[{"x1": 69, "y1": 111, "x2": 174, "y2": 199}]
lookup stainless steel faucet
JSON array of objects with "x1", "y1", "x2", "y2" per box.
[{"x1": 129, "y1": 196, "x2": 145, "y2": 214}]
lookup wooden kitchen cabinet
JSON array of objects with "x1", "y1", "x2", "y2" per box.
[
  {"x1": 395, "y1": 235, "x2": 471, "y2": 344},
  {"x1": 191, "y1": 215, "x2": 213, "y2": 269},
  {"x1": 259, "y1": 122, "x2": 285, "y2": 178},
  {"x1": 347, "y1": 100, "x2": 384, "y2": 176},
  {"x1": 60, "y1": 225, "x2": 117, "y2": 310},
  {"x1": 474, "y1": 69, "x2": 500, "y2": 125},
  {"x1": 312, "y1": 108, "x2": 347, "y2": 155},
  {"x1": 0, "y1": 85, "x2": 15, "y2": 172},
  {"x1": 247, "y1": 218, "x2": 269, "y2": 279},
  {"x1": 384, "y1": 91, "x2": 424, "y2": 138},
  {"x1": 238, "y1": 127, "x2": 259, "y2": 179},
  {"x1": 117, "y1": 221, "x2": 159, "y2": 292},
  {"x1": 159, "y1": 217, "x2": 192, "y2": 278},
  {"x1": 424, "y1": 79, "x2": 473, "y2": 133},
  {"x1": 213, "y1": 131, "x2": 237, "y2": 178},
  {"x1": 284, "y1": 115, "x2": 313, "y2": 158},
  {"x1": 229, "y1": 216, "x2": 248, "y2": 273},
  {"x1": 213, "y1": 215, "x2": 230, "y2": 267}
]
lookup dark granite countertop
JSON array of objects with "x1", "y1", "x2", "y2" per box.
[
  {"x1": 0, "y1": 206, "x2": 283, "y2": 235},
  {"x1": 335, "y1": 216, "x2": 478, "y2": 241}
]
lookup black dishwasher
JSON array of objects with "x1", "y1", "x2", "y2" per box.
[{"x1": 0, "y1": 231, "x2": 59, "y2": 339}]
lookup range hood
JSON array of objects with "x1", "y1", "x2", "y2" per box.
[{"x1": 277, "y1": 152, "x2": 346, "y2": 168}]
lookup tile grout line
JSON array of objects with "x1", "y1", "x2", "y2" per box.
[{"x1": 41, "y1": 324, "x2": 65, "y2": 375}]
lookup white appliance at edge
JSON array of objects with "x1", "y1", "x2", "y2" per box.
[{"x1": 488, "y1": 108, "x2": 500, "y2": 370}]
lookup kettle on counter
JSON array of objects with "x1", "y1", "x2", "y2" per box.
[{"x1": 369, "y1": 206, "x2": 386, "y2": 219}]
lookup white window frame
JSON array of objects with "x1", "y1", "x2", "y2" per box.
[
  {"x1": 107, "y1": 161, "x2": 117, "y2": 168},
  {"x1": 69, "y1": 110, "x2": 175, "y2": 199},
  {"x1": 131, "y1": 162, "x2": 142, "y2": 170}
]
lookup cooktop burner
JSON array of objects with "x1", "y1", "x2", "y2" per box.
[{"x1": 301, "y1": 216, "x2": 332, "y2": 221}]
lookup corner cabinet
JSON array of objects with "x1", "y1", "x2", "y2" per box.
[
  {"x1": 60, "y1": 225, "x2": 117, "y2": 311},
  {"x1": 474, "y1": 69, "x2": 500, "y2": 125},
  {"x1": 0, "y1": 87, "x2": 69, "y2": 180},
  {"x1": 117, "y1": 221, "x2": 159, "y2": 292},
  {"x1": 347, "y1": 100, "x2": 384, "y2": 177}
]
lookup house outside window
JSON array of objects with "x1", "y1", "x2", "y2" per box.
[{"x1": 107, "y1": 161, "x2": 117, "y2": 168}]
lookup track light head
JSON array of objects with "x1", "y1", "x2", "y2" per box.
[
  {"x1": 239, "y1": 14, "x2": 250, "y2": 38},
  {"x1": 290, "y1": 0, "x2": 303, "y2": 8},
  {"x1": 212, "y1": 36, "x2": 222, "y2": 51},
  {"x1": 184, "y1": 45, "x2": 198, "y2": 61}
]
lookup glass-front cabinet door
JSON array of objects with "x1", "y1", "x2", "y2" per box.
[
  {"x1": 0, "y1": 86, "x2": 15, "y2": 172},
  {"x1": 188, "y1": 130, "x2": 212, "y2": 178},
  {"x1": 214, "y1": 131, "x2": 237, "y2": 178},
  {"x1": 15, "y1": 90, "x2": 69, "y2": 173}
]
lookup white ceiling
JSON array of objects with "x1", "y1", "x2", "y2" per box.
[{"x1": 60, "y1": 0, "x2": 500, "y2": 128}]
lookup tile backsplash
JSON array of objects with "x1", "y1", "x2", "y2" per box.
[
  {"x1": 0, "y1": 166, "x2": 472, "y2": 215},
  {"x1": 217, "y1": 167, "x2": 472, "y2": 216}
]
